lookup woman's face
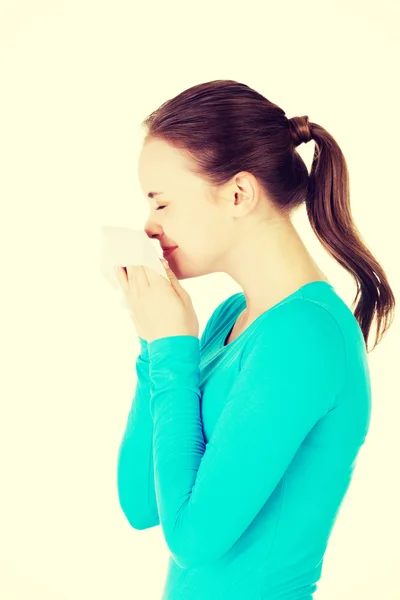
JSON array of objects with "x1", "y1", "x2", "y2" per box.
[{"x1": 137, "y1": 138, "x2": 234, "y2": 280}]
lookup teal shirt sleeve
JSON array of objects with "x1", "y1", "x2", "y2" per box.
[
  {"x1": 116, "y1": 336, "x2": 160, "y2": 530},
  {"x1": 116, "y1": 300, "x2": 228, "y2": 530},
  {"x1": 147, "y1": 299, "x2": 345, "y2": 569}
]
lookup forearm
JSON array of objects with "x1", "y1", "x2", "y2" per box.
[{"x1": 116, "y1": 341, "x2": 159, "y2": 530}]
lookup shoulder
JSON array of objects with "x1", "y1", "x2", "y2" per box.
[
  {"x1": 255, "y1": 296, "x2": 344, "y2": 345},
  {"x1": 240, "y1": 298, "x2": 346, "y2": 394}
]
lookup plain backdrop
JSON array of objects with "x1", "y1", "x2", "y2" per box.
[{"x1": 0, "y1": 1, "x2": 399, "y2": 598}]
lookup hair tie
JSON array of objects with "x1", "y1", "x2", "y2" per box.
[{"x1": 288, "y1": 115, "x2": 312, "y2": 147}]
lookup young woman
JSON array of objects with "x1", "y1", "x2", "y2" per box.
[{"x1": 116, "y1": 79, "x2": 395, "y2": 600}]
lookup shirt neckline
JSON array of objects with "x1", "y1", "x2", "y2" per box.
[{"x1": 222, "y1": 280, "x2": 334, "y2": 349}]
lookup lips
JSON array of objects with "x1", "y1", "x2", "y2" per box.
[{"x1": 162, "y1": 246, "x2": 178, "y2": 256}]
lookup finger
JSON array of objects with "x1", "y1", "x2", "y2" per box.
[
  {"x1": 160, "y1": 258, "x2": 177, "y2": 280},
  {"x1": 159, "y1": 258, "x2": 186, "y2": 300},
  {"x1": 114, "y1": 266, "x2": 129, "y2": 293},
  {"x1": 126, "y1": 265, "x2": 149, "y2": 292}
]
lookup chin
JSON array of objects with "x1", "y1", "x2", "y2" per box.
[
  {"x1": 174, "y1": 269, "x2": 192, "y2": 281},
  {"x1": 168, "y1": 254, "x2": 211, "y2": 280},
  {"x1": 168, "y1": 262, "x2": 196, "y2": 281}
]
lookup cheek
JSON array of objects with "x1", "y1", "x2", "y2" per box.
[
  {"x1": 179, "y1": 212, "x2": 220, "y2": 250},
  {"x1": 202, "y1": 216, "x2": 222, "y2": 242}
]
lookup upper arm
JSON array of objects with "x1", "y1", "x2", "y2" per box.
[{"x1": 169, "y1": 300, "x2": 345, "y2": 567}]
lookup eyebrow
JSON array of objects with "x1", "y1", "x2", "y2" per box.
[{"x1": 147, "y1": 191, "x2": 163, "y2": 199}]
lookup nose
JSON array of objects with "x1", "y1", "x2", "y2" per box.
[
  {"x1": 144, "y1": 228, "x2": 174, "y2": 251},
  {"x1": 144, "y1": 216, "x2": 178, "y2": 250},
  {"x1": 143, "y1": 224, "x2": 161, "y2": 243}
]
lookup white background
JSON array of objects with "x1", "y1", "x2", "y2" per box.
[{"x1": 0, "y1": 1, "x2": 399, "y2": 598}]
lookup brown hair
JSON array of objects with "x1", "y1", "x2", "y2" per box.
[{"x1": 141, "y1": 79, "x2": 395, "y2": 353}]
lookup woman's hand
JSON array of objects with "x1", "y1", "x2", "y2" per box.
[{"x1": 114, "y1": 259, "x2": 199, "y2": 343}]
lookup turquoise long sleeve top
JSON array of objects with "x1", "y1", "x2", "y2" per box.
[{"x1": 117, "y1": 281, "x2": 371, "y2": 600}]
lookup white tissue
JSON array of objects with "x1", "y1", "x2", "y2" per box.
[{"x1": 100, "y1": 226, "x2": 169, "y2": 309}]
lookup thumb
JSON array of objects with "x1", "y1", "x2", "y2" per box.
[{"x1": 160, "y1": 258, "x2": 185, "y2": 297}]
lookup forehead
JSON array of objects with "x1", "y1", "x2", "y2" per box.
[
  {"x1": 138, "y1": 139, "x2": 189, "y2": 181},
  {"x1": 137, "y1": 139, "x2": 203, "y2": 198}
]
